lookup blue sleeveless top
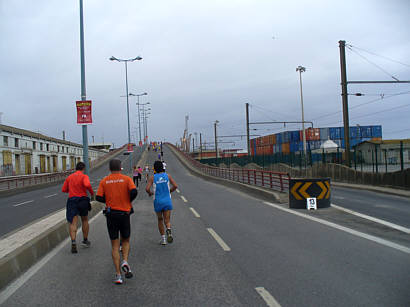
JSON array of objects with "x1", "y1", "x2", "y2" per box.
[{"x1": 153, "y1": 173, "x2": 172, "y2": 210}]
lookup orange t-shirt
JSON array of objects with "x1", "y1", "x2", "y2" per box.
[
  {"x1": 62, "y1": 171, "x2": 94, "y2": 198},
  {"x1": 97, "y1": 173, "x2": 136, "y2": 212}
]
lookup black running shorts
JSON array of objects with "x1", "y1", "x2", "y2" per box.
[{"x1": 106, "y1": 211, "x2": 131, "y2": 240}]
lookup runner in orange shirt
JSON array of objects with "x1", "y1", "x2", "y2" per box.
[
  {"x1": 96, "y1": 159, "x2": 137, "y2": 285},
  {"x1": 62, "y1": 162, "x2": 94, "y2": 254}
]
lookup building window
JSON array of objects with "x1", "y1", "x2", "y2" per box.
[
  {"x1": 46, "y1": 144, "x2": 49, "y2": 151},
  {"x1": 33, "y1": 141, "x2": 36, "y2": 149},
  {"x1": 3, "y1": 136, "x2": 8, "y2": 146},
  {"x1": 57, "y1": 146, "x2": 60, "y2": 152},
  {"x1": 40, "y1": 143, "x2": 43, "y2": 151},
  {"x1": 15, "y1": 138, "x2": 19, "y2": 148}
]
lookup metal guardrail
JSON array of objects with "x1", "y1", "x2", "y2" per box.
[
  {"x1": 167, "y1": 143, "x2": 290, "y2": 192},
  {"x1": 0, "y1": 145, "x2": 127, "y2": 192}
]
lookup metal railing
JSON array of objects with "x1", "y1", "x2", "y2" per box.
[{"x1": 167, "y1": 143, "x2": 290, "y2": 192}]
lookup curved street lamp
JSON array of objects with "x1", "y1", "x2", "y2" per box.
[
  {"x1": 110, "y1": 55, "x2": 142, "y2": 172},
  {"x1": 296, "y1": 65, "x2": 307, "y2": 157}
]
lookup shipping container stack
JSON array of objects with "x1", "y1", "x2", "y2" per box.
[{"x1": 249, "y1": 125, "x2": 382, "y2": 156}]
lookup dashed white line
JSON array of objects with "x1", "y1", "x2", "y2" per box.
[
  {"x1": 331, "y1": 203, "x2": 410, "y2": 234},
  {"x1": 44, "y1": 193, "x2": 57, "y2": 199},
  {"x1": 263, "y1": 201, "x2": 410, "y2": 255},
  {"x1": 13, "y1": 200, "x2": 34, "y2": 207},
  {"x1": 180, "y1": 196, "x2": 187, "y2": 203},
  {"x1": 207, "y1": 228, "x2": 231, "y2": 251},
  {"x1": 189, "y1": 207, "x2": 200, "y2": 218},
  {"x1": 255, "y1": 287, "x2": 281, "y2": 307},
  {"x1": 176, "y1": 189, "x2": 180, "y2": 193}
]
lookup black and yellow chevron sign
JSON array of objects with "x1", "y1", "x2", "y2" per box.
[{"x1": 289, "y1": 178, "x2": 331, "y2": 209}]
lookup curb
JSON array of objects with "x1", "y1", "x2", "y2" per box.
[
  {"x1": 0, "y1": 201, "x2": 104, "y2": 291},
  {"x1": 166, "y1": 145, "x2": 288, "y2": 204}
]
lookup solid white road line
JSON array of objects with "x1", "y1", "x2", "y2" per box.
[
  {"x1": 180, "y1": 196, "x2": 188, "y2": 202},
  {"x1": 44, "y1": 193, "x2": 57, "y2": 199},
  {"x1": 189, "y1": 207, "x2": 200, "y2": 218},
  {"x1": 255, "y1": 287, "x2": 281, "y2": 307},
  {"x1": 13, "y1": 200, "x2": 34, "y2": 207},
  {"x1": 263, "y1": 202, "x2": 410, "y2": 255},
  {"x1": 176, "y1": 189, "x2": 180, "y2": 193},
  {"x1": 331, "y1": 203, "x2": 410, "y2": 234},
  {"x1": 0, "y1": 212, "x2": 101, "y2": 304},
  {"x1": 207, "y1": 228, "x2": 231, "y2": 251}
]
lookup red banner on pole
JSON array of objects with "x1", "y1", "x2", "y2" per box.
[
  {"x1": 127, "y1": 143, "x2": 133, "y2": 152},
  {"x1": 139, "y1": 141, "x2": 143, "y2": 147},
  {"x1": 76, "y1": 100, "x2": 92, "y2": 124}
]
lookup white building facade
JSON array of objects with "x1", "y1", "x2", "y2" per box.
[{"x1": 0, "y1": 124, "x2": 106, "y2": 176}]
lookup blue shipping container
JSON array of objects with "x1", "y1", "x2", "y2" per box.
[
  {"x1": 281, "y1": 132, "x2": 290, "y2": 143},
  {"x1": 276, "y1": 133, "x2": 282, "y2": 144},
  {"x1": 290, "y1": 131, "x2": 300, "y2": 142},
  {"x1": 372, "y1": 125, "x2": 382, "y2": 138},
  {"x1": 320, "y1": 128, "x2": 329, "y2": 140},
  {"x1": 360, "y1": 126, "x2": 372, "y2": 138},
  {"x1": 329, "y1": 127, "x2": 343, "y2": 139},
  {"x1": 350, "y1": 127, "x2": 361, "y2": 139}
]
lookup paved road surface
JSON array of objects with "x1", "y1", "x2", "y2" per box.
[
  {"x1": 0, "y1": 148, "x2": 143, "y2": 237},
  {"x1": 332, "y1": 186, "x2": 410, "y2": 228},
  {"x1": 1, "y1": 146, "x2": 409, "y2": 306}
]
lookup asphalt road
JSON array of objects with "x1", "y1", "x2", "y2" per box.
[
  {"x1": 332, "y1": 186, "x2": 410, "y2": 228},
  {"x1": 0, "y1": 147, "x2": 143, "y2": 238},
  {"x1": 2, "y1": 146, "x2": 409, "y2": 306}
]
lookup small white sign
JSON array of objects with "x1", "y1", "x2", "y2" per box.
[{"x1": 307, "y1": 197, "x2": 317, "y2": 210}]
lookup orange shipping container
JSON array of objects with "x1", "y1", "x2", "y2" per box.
[
  {"x1": 269, "y1": 134, "x2": 276, "y2": 145},
  {"x1": 282, "y1": 142, "x2": 290, "y2": 154},
  {"x1": 300, "y1": 128, "x2": 320, "y2": 141}
]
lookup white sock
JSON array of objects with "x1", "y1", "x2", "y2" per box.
[{"x1": 161, "y1": 235, "x2": 166, "y2": 239}]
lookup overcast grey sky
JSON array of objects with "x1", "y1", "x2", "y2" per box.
[{"x1": 1, "y1": 0, "x2": 409, "y2": 149}]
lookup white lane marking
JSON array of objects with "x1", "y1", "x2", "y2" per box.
[
  {"x1": 331, "y1": 203, "x2": 410, "y2": 234},
  {"x1": 263, "y1": 202, "x2": 410, "y2": 255},
  {"x1": 255, "y1": 287, "x2": 281, "y2": 307},
  {"x1": 13, "y1": 200, "x2": 34, "y2": 207},
  {"x1": 189, "y1": 207, "x2": 200, "y2": 218},
  {"x1": 176, "y1": 189, "x2": 180, "y2": 193},
  {"x1": 0, "y1": 212, "x2": 101, "y2": 304},
  {"x1": 44, "y1": 193, "x2": 57, "y2": 199},
  {"x1": 333, "y1": 196, "x2": 345, "y2": 199},
  {"x1": 180, "y1": 196, "x2": 187, "y2": 203},
  {"x1": 207, "y1": 228, "x2": 231, "y2": 251}
]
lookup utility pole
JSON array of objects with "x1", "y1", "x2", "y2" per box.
[
  {"x1": 214, "y1": 121, "x2": 219, "y2": 160},
  {"x1": 296, "y1": 66, "x2": 307, "y2": 157},
  {"x1": 339, "y1": 40, "x2": 351, "y2": 167},
  {"x1": 79, "y1": 0, "x2": 89, "y2": 175},
  {"x1": 246, "y1": 103, "x2": 250, "y2": 156},
  {"x1": 200, "y1": 133, "x2": 202, "y2": 160},
  {"x1": 192, "y1": 137, "x2": 195, "y2": 153}
]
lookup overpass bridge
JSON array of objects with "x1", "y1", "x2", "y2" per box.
[{"x1": 0, "y1": 144, "x2": 409, "y2": 306}]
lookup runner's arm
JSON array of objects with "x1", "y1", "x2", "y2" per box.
[
  {"x1": 168, "y1": 174, "x2": 178, "y2": 193},
  {"x1": 145, "y1": 176, "x2": 154, "y2": 196},
  {"x1": 62, "y1": 178, "x2": 69, "y2": 193},
  {"x1": 83, "y1": 175, "x2": 94, "y2": 195},
  {"x1": 96, "y1": 181, "x2": 105, "y2": 203},
  {"x1": 130, "y1": 189, "x2": 138, "y2": 202}
]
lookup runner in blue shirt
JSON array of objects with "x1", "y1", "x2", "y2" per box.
[{"x1": 146, "y1": 161, "x2": 178, "y2": 245}]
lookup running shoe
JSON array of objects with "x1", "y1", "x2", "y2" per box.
[
  {"x1": 121, "y1": 260, "x2": 133, "y2": 279},
  {"x1": 81, "y1": 239, "x2": 91, "y2": 247},
  {"x1": 160, "y1": 237, "x2": 167, "y2": 245},
  {"x1": 113, "y1": 274, "x2": 123, "y2": 285},
  {"x1": 166, "y1": 228, "x2": 173, "y2": 244},
  {"x1": 71, "y1": 243, "x2": 78, "y2": 254}
]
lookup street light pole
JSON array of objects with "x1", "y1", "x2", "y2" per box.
[
  {"x1": 296, "y1": 66, "x2": 307, "y2": 157},
  {"x1": 109, "y1": 55, "x2": 142, "y2": 173},
  {"x1": 79, "y1": 0, "x2": 89, "y2": 175}
]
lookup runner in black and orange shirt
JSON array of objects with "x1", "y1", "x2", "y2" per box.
[
  {"x1": 62, "y1": 162, "x2": 94, "y2": 254},
  {"x1": 96, "y1": 159, "x2": 137, "y2": 285}
]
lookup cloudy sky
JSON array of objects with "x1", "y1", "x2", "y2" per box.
[{"x1": 1, "y1": 0, "x2": 409, "y2": 150}]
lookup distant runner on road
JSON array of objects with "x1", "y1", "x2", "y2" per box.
[
  {"x1": 96, "y1": 159, "x2": 138, "y2": 285},
  {"x1": 146, "y1": 161, "x2": 178, "y2": 245},
  {"x1": 62, "y1": 162, "x2": 94, "y2": 254}
]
